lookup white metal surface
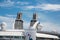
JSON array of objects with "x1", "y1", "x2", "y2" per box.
[
  {"x1": 36, "y1": 33, "x2": 59, "y2": 39},
  {"x1": 0, "y1": 29, "x2": 59, "y2": 39},
  {"x1": 0, "y1": 30, "x2": 24, "y2": 36}
]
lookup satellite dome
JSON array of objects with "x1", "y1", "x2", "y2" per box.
[
  {"x1": 1, "y1": 22, "x2": 7, "y2": 27},
  {"x1": 1, "y1": 22, "x2": 7, "y2": 30}
]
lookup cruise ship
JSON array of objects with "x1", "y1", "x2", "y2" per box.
[{"x1": 0, "y1": 12, "x2": 60, "y2": 40}]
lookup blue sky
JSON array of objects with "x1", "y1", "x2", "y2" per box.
[{"x1": 0, "y1": 0, "x2": 60, "y2": 33}]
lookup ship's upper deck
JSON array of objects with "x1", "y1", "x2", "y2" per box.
[
  {"x1": 0, "y1": 29, "x2": 24, "y2": 36},
  {"x1": 0, "y1": 29, "x2": 59, "y2": 39}
]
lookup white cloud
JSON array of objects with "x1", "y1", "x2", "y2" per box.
[
  {"x1": 24, "y1": 21, "x2": 30, "y2": 29},
  {"x1": 0, "y1": 0, "x2": 60, "y2": 11},
  {"x1": 26, "y1": 6, "x2": 35, "y2": 9},
  {"x1": 0, "y1": 0, "x2": 29, "y2": 8},
  {"x1": 0, "y1": 16, "x2": 15, "y2": 29},
  {"x1": 6, "y1": 14, "x2": 16, "y2": 18},
  {"x1": 40, "y1": 4, "x2": 60, "y2": 11},
  {"x1": 0, "y1": 0, "x2": 14, "y2": 7},
  {"x1": 26, "y1": 4, "x2": 60, "y2": 11},
  {"x1": 16, "y1": 1, "x2": 29, "y2": 5},
  {"x1": 41, "y1": 21, "x2": 60, "y2": 33}
]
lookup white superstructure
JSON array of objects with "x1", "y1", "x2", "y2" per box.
[
  {"x1": 0, "y1": 13, "x2": 59, "y2": 40},
  {"x1": 0, "y1": 21, "x2": 59, "y2": 40}
]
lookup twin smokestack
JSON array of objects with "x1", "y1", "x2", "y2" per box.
[
  {"x1": 14, "y1": 12, "x2": 23, "y2": 29},
  {"x1": 14, "y1": 12, "x2": 37, "y2": 29}
]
